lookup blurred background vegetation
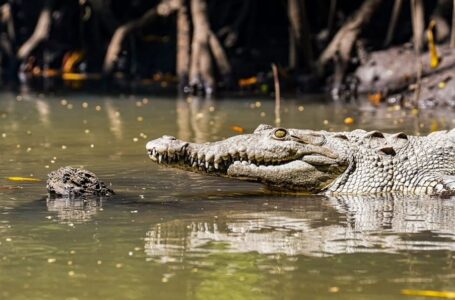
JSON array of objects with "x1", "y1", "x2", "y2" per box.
[{"x1": 0, "y1": 0, "x2": 453, "y2": 99}]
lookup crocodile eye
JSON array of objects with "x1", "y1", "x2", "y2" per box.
[{"x1": 273, "y1": 128, "x2": 288, "y2": 139}]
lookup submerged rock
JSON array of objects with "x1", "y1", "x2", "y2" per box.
[{"x1": 47, "y1": 166, "x2": 114, "y2": 198}]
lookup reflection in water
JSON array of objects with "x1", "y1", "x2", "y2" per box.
[
  {"x1": 2, "y1": 92, "x2": 455, "y2": 299},
  {"x1": 105, "y1": 99, "x2": 123, "y2": 140},
  {"x1": 176, "y1": 96, "x2": 225, "y2": 143},
  {"x1": 144, "y1": 195, "x2": 455, "y2": 260},
  {"x1": 35, "y1": 99, "x2": 51, "y2": 126},
  {"x1": 46, "y1": 197, "x2": 103, "y2": 223}
]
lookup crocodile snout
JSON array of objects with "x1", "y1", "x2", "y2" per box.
[{"x1": 146, "y1": 136, "x2": 189, "y2": 162}]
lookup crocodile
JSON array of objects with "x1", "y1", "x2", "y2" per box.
[{"x1": 146, "y1": 124, "x2": 455, "y2": 195}]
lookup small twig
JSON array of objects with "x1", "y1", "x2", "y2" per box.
[
  {"x1": 411, "y1": 0, "x2": 424, "y2": 108},
  {"x1": 384, "y1": 0, "x2": 403, "y2": 47},
  {"x1": 271, "y1": 63, "x2": 281, "y2": 127}
]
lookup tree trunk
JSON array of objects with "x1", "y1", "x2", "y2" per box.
[
  {"x1": 176, "y1": 1, "x2": 190, "y2": 84},
  {"x1": 288, "y1": 0, "x2": 313, "y2": 70},
  {"x1": 0, "y1": 3, "x2": 15, "y2": 56},
  {"x1": 318, "y1": 0, "x2": 382, "y2": 98},
  {"x1": 319, "y1": 0, "x2": 383, "y2": 68},
  {"x1": 411, "y1": 0, "x2": 425, "y2": 52},
  {"x1": 188, "y1": 0, "x2": 230, "y2": 94}
]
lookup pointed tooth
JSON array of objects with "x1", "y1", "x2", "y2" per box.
[
  {"x1": 214, "y1": 162, "x2": 219, "y2": 169},
  {"x1": 255, "y1": 152, "x2": 263, "y2": 163},
  {"x1": 158, "y1": 154, "x2": 162, "y2": 163},
  {"x1": 206, "y1": 152, "x2": 215, "y2": 163},
  {"x1": 197, "y1": 152, "x2": 205, "y2": 161},
  {"x1": 205, "y1": 161, "x2": 209, "y2": 169}
]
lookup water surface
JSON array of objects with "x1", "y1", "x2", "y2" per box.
[{"x1": 1, "y1": 92, "x2": 455, "y2": 299}]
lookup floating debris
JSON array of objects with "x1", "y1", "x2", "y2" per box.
[
  {"x1": 231, "y1": 126, "x2": 245, "y2": 133},
  {"x1": 239, "y1": 76, "x2": 257, "y2": 87},
  {"x1": 368, "y1": 92, "x2": 383, "y2": 106},
  {"x1": 401, "y1": 289, "x2": 455, "y2": 299},
  {"x1": 344, "y1": 117, "x2": 355, "y2": 125},
  {"x1": 427, "y1": 20, "x2": 440, "y2": 69},
  {"x1": 7, "y1": 177, "x2": 41, "y2": 183}
]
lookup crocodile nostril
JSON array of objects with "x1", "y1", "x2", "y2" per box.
[{"x1": 162, "y1": 135, "x2": 176, "y2": 140}]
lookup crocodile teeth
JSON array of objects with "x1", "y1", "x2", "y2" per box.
[{"x1": 158, "y1": 154, "x2": 163, "y2": 163}]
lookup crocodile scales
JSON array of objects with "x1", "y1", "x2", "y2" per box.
[{"x1": 146, "y1": 125, "x2": 455, "y2": 195}]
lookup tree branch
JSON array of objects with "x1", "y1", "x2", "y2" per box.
[
  {"x1": 103, "y1": 0, "x2": 181, "y2": 73},
  {"x1": 17, "y1": 8, "x2": 52, "y2": 59}
]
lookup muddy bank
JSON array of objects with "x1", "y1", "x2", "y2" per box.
[
  {"x1": 402, "y1": 68, "x2": 455, "y2": 108},
  {"x1": 354, "y1": 44, "x2": 455, "y2": 108}
]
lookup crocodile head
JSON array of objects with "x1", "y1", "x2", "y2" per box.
[{"x1": 146, "y1": 124, "x2": 350, "y2": 193}]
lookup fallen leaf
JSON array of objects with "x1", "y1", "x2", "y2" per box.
[
  {"x1": 7, "y1": 177, "x2": 41, "y2": 183},
  {"x1": 402, "y1": 289, "x2": 455, "y2": 299},
  {"x1": 427, "y1": 20, "x2": 440, "y2": 69},
  {"x1": 368, "y1": 92, "x2": 383, "y2": 106},
  {"x1": 238, "y1": 76, "x2": 258, "y2": 87},
  {"x1": 231, "y1": 126, "x2": 245, "y2": 133}
]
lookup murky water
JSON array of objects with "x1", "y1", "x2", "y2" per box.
[{"x1": 1, "y1": 91, "x2": 455, "y2": 300}]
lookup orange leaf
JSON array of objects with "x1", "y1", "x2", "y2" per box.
[{"x1": 231, "y1": 126, "x2": 245, "y2": 133}]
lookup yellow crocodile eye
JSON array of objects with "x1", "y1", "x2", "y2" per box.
[{"x1": 273, "y1": 129, "x2": 287, "y2": 139}]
